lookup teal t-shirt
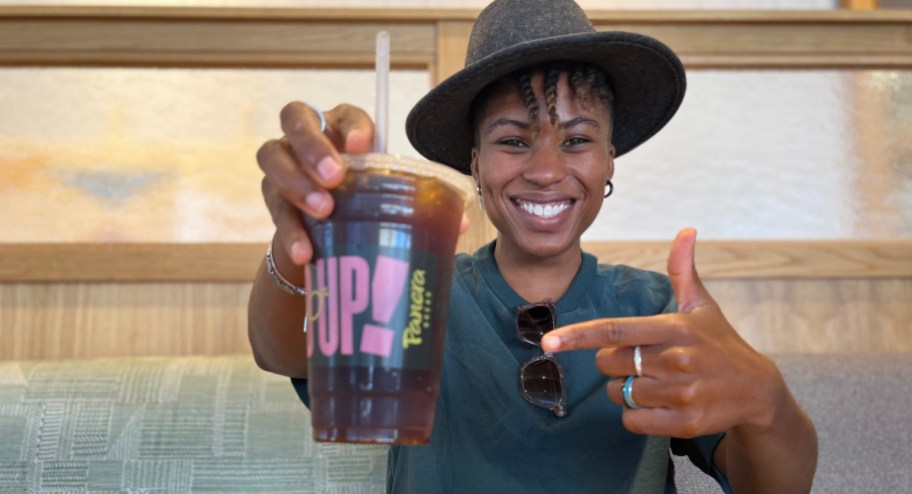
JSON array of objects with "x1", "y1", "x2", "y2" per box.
[{"x1": 293, "y1": 242, "x2": 732, "y2": 493}]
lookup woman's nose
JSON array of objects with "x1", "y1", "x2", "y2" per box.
[{"x1": 523, "y1": 141, "x2": 567, "y2": 186}]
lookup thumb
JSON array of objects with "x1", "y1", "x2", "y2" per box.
[{"x1": 667, "y1": 227, "x2": 711, "y2": 313}]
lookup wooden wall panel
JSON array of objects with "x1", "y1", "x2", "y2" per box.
[
  {"x1": 0, "y1": 283, "x2": 253, "y2": 361},
  {"x1": 2, "y1": 278, "x2": 909, "y2": 361},
  {"x1": 2, "y1": 9, "x2": 910, "y2": 68},
  {"x1": 706, "y1": 278, "x2": 912, "y2": 355},
  {"x1": 2, "y1": 241, "x2": 909, "y2": 282}
]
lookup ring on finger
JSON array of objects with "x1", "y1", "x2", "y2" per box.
[
  {"x1": 633, "y1": 345, "x2": 643, "y2": 377},
  {"x1": 622, "y1": 375, "x2": 641, "y2": 410},
  {"x1": 305, "y1": 103, "x2": 327, "y2": 132}
]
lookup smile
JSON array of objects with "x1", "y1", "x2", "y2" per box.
[{"x1": 514, "y1": 199, "x2": 573, "y2": 219}]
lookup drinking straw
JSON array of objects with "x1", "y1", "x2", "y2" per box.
[{"x1": 374, "y1": 31, "x2": 390, "y2": 154}]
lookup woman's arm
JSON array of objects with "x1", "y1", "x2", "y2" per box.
[
  {"x1": 248, "y1": 102, "x2": 375, "y2": 377},
  {"x1": 713, "y1": 376, "x2": 817, "y2": 493},
  {"x1": 542, "y1": 228, "x2": 818, "y2": 493},
  {"x1": 248, "y1": 239, "x2": 311, "y2": 378}
]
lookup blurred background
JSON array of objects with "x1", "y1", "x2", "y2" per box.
[
  {"x1": 1, "y1": 0, "x2": 910, "y2": 243},
  {"x1": 1, "y1": 0, "x2": 909, "y2": 356}
]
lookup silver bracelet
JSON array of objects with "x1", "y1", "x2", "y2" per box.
[{"x1": 265, "y1": 245, "x2": 308, "y2": 297}]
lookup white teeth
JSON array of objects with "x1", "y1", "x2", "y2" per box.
[{"x1": 517, "y1": 200, "x2": 570, "y2": 219}]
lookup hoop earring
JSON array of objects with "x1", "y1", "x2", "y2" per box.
[
  {"x1": 604, "y1": 180, "x2": 614, "y2": 198},
  {"x1": 476, "y1": 185, "x2": 484, "y2": 210}
]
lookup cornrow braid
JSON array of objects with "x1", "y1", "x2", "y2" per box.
[
  {"x1": 470, "y1": 61, "x2": 615, "y2": 146},
  {"x1": 586, "y1": 65, "x2": 615, "y2": 125},
  {"x1": 543, "y1": 64, "x2": 564, "y2": 127},
  {"x1": 511, "y1": 61, "x2": 614, "y2": 138},
  {"x1": 517, "y1": 72, "x2": 540, "y2": 138},
  {"x1": 569, "y1": 65, "x2": 591, "y2": 109}
]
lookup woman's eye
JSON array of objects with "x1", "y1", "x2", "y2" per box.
[
  {"x1": 498, "y1": 138, "x2": 527, "y2": 147},
  {"x1": 565, "y1": 136, "x2": 591, "y2": 147}
]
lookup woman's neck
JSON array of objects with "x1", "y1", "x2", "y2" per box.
[{"x1": 493, "y1": 237, "x2": 583, "y2": 303}]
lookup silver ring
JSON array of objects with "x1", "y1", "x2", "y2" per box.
[
  {"x1": 622, "y1": 375, "x2": 641, "y2": 410},
  {"x1": 633, "y1": 345, "x2": 643, "y2": 377},
  {"x1": 305, "y1": 103, "x2": 327, "y2": 132}
]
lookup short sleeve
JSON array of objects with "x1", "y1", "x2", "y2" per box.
[
  {"x1": 670, "y1": 434, "x2": 733, "y2": 493},
  {"x1": 291, "y1": 377, "x2": 311, "y2": 408}
]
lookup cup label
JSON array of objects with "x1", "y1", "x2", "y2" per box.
[{"x1": 304, "y1": 246, "x2": 438, "y2": 370}]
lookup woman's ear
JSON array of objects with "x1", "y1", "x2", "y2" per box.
[
  {"x1": 470, "y1": 148, "x2": 484, "y2": 210},
  {"x1": 471, "y1": 147, "x2": 480, "y2": 187},
  {"x1": 606, "y1": 144, "x2": 616, "y2": 181}
]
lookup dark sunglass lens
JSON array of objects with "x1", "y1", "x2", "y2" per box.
[
  {"x1": 520, "y1": 358, "x2": 563, "y2": 408},
  {"x1": 516, "y1": 304, "x2": 554, "y2": 344}
]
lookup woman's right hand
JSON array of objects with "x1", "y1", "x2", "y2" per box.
[{"x1": 256, "y1": 101, "x2": 375, "y2": 267}]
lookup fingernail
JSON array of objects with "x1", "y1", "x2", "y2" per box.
[
  {"x1": 306, "y1": 191, "x2": 329, "y2": 215},
  {"x1": 345, "y1": 129, "x2": 372, "y2": 153},
  {"x1": 317, "y1": 156, "x2": 342, "y2": 182},
  {"x1": 291, "y1": 242, "x2": 309, "y2": 264}
]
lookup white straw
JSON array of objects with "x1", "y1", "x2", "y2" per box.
[{"x1": 374, "y1": 31, "x2": 390, "y2": 154}]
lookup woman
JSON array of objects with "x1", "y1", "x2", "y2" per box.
[{"x1": 249, "y1": 0, "x2": 818, "y2": 492}]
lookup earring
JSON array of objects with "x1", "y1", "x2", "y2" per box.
[
  {"x1": 604, "y1": 180, "x2": 614, "y2": 198},
  {"x1": 476, "y1": 185, "x2": 484, "y2": 210}
]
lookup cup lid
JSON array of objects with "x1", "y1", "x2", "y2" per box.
[{"x1": 346, "y1": 153, "x2": 475, "y2": 207}]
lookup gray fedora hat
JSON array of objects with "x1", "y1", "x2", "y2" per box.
[{"x1": 405, "y1": 0, "x2": 686, "y2": 175}]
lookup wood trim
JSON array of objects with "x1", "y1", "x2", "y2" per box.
[
  {"x1": 0, "y1": 243, "x2": 266, "y2": 283},
  {"x1": 433, "y1": 20, "x2": 472, "y2": 86},
  {"x1": 1, "y1": 7, "x2": 910, "y2": 68},
  {"x1": 0, "y1": 240, "x2": 909, "y2": 282},
  {"x1": 583, "y1": 240, "x2": 912, "y2": 279},
  {"x1": 841, "y1": 0, "x2": 880, "y2": 9},
  {"x1": 0, "y1": 9, "x2": 438, "y2": 68},
  {"x1": 2, "y1": 7, "x2": 909, "y2": 23}
]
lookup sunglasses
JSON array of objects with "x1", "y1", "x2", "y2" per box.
[{"x1": 515, "y1": 301, "x2": 567, "y2": 417}]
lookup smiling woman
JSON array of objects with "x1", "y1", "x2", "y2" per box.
[
  {"x1": 248, "y1": 0, "x2": 822, "y2": 492},
  {"x1": 0, "y1": 1, "x2": 909, "y2": 493},
  {"x1": 471, "y1": 66, "x2": 616, "y2": 301}
]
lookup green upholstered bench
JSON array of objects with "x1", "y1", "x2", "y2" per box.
[{"x1": 1, "y1": 354, "x2": 909, "y2": 493}]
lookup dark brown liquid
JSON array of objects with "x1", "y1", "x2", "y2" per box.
[
  {"x1": 305, "y1": 166, "x2": 462, "y2": 444},
  {"x1": 309, "y1": 367, "x2": 438, "y2": 444}
]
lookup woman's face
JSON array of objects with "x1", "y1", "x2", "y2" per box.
[{"x1": 472, "y1": 71, "x2": 615, "y2": 262}]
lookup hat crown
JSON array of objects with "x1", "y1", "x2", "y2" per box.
[{"x1": 466, "y1": 0, "x2": 595, "y2": 65}]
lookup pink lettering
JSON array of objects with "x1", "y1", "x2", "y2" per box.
[
  {"x1": 308, "y1": 253, "x2": 413, "y2": 360},
  {"x1": 372, "y1": 256, "x2": 410, "y2": 324},
  {"x1": 339, "y1": 256, "x2": 369, "y2": 355},
  {"x1": 318, "y1": 257, "x2": 339, "y2": 356},
  {"x1": 360, "y1": 324, "x2": 394, "y2": 358},
  {"x1": 305, "y1": 264, "x2": 314, "y2": 358}
]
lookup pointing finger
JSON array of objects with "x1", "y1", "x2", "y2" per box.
[{"x1": 541, "y1": 314, "x2": 682, "y2": 353}]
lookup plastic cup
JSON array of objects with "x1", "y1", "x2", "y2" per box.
[{"x1": 303, "y1": 153, "x2": 472, "y2": 445}]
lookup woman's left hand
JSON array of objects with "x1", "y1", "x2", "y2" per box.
[{"x1": 541, "y1": 228, "x2": 788, "y2": 438}]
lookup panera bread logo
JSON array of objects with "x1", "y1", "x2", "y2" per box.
[
  {"x1": 306, "y1": 255, "x2": 432, "y2": 359},
  {"x1": 403, "y1": 269, "x2": 430, "y2": 349}
]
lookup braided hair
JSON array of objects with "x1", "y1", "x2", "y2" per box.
[{"x1": 472, "y1": 61, "x2": 615, "y2": 144}]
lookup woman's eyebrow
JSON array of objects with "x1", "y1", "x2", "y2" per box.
[
  {"x1": 559, "y1": 117, "x2": 601, "y2": 130},
  {"x1": 485, "y1": 118, "x2": 530, "y2": 133}
]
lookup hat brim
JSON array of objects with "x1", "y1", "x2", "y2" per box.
[{"x1": 406, "y1": 30, "x2": 686, "y2": 174}]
